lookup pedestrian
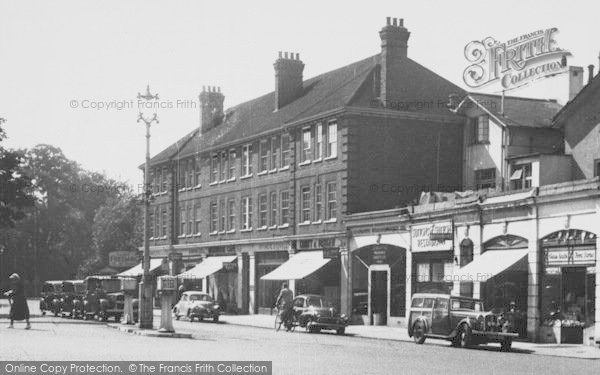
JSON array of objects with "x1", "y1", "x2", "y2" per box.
[{"x1": 6, "y1": 273, "x2": 31, "y2": 329}]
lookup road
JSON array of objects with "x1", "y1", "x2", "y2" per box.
[{"x1": 1, "y1": 314, "x2": 599, "y2": 375}]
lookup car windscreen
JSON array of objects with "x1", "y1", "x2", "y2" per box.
[
  {"x1": 62, "y1": 283, "x2": 74, "y2": 293},
  {"x1": 451, "y1": 299, "x2": 483, "y2": 311},
  {"x1": 306, "y1": 297, "x2": 323, "y2": 308},
  {"x1": 102, "y1": 279, "x2": 121, "y2": 293},
  {"x1": 189, "y1": 294, "x2": 212, "y2": 302}
]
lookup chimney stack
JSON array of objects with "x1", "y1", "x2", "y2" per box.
[
  {"x1": 199, "y1": 86, "x2": 225, "y2": 134},
  {"x1": 568, "y1": 66, "x2": 584, "y2": 101},
  {"x1": 588, "y1": 65, "x2": 595, "y2": 85},
  {"x1": 274, "y1": 51, "x2": 304, "y2": 110},
  {"x1": 379, "y1": 17, "x2": 410, "y2": 103}
]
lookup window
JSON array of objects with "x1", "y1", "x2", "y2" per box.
[
  {"x1": 460, "y1": 239, "x2": 473, "y2": 267},
  {"x1": 210, "y1": 202, "x2": 218, "y2": 233},
  {"x1": 326, "y1": 121, "x2": 338, "y2": 158},
  {"x1": 179, "y1": 162, "x2": 186, "y2": 189},
  {"x1": 326, "y1": 182, "x2": 337, "y2": 220},
  {"x1": 161, "y1": 205, "x2": 167, "y2": 236},
  {"x1": 594, "y1": 159, "x2": 600, "y2": 177},
  {"x1": 417, "y1": 263, "x2": 430, "y2": 282},
  {"x1": 241, "y1": 196, "x2": 253, "y2": 230},
  {"x1": 281, "y1": 133, "x2": 291, "y2": 168},
  {"x1": 211, "y1": 155, "x2": 219, "y2": 183},
  {"x1": 475, "y1": 115, "x2": 489, "y2": 143},
  {"x1": 260, "y1": 139, "x2": 269, "y2": 172},
  {"x1": 179, "y1": 203, "x2": 186, "y2": 235},
  {"x1": 510, "y1": 163, "x2": 533, "y2": 190},
  {"x1": 228, "y1": 150, "x2": 236, "y2": 179},
  {"x1": 270, "y1": 135, "x2": 279, "y2": 171},
  {"x1": 227, "y1": 199, "x2": 235, "y2": 231},
  {"x1": 219, "y1": 200, "x2": 225, "y2": 231},
  {"x1": 195, "y1": 156, "x2": 202, "y2": 186},
  {"x1": 301, "y1": 186, "x2": 311, "y2": 223},
  {"x1": 194, "y1": 202, "x2": 201, "y2": 234},
  {"x1": 315, "y1": 123, "x2": 323, "y2": 160},
  {"x1": 258, "y1": 194, "x2": 268, "y2": 228},
  {"x1": 302, "y1": 128, "x2": 312, "y2": 162},
  {"x1": 187, "y1": 159, "x2": 194, "y2": 188},
  {"x1": 241, "y1": 144, "x2": 252, "y2": 176},
  {"x1": 280, "y1": 191, "x2": 290, "y2": 225},
  {"x1": 474, "y1": 168, "x2": 496, "y2": 190},
  {"x1": 314, "y1": 183, "x2": 322, "y2": 221},
  {"x1": 220, "y1": 152, "x2": 227, "y2": 182},
  {"x1": 161, "y1": 167, "x2": 168, "y2": 192},
  {"x1": 187, "y1": 205, "x2": 193, "y2": 235},
  {"x1": 269, "y1": 192, "x2": 277, "y2": 227}
]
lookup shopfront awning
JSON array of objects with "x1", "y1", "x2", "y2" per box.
[
  {"x1": 261, "y1": 251, "x2": 331, "y2": 281},
  {"x1": 177, "y1": 255, "x2": 237, "y2": 279},
  {"x1": 118, "y1": 258, "x2": 164, "y2": 277},
  {"x1": 453, "y1": 249, "x2": 528, "y2": 283}
]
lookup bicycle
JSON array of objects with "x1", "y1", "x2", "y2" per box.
[{"x1": 274, "y1": 307, "x2": 297, "y2": 332}]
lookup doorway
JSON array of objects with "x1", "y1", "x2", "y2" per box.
[{"x1": 368, "y1": 265, "x2": 390, "y2": 326}]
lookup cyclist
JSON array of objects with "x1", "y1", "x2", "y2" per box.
[{"x1": 275, "y1": 282, "x2": 294, "y2": 331}]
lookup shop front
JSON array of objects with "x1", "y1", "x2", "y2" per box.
[
  {"x1": 540, "y1": 229, "x2": 597, "y2": 344},
  {"x1": 255, "y1": 251, "x2": 289, "y2": 314},
  {"x1": 411, "y1": 222, "x2": 454, "y2": 295}
]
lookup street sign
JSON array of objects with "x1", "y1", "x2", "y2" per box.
[{"x1": 108, "y1": 251, "x2": 139, "y2": 268}]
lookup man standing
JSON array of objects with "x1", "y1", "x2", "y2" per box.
[
  {"x1": 6, "y1": 273, "x2": 31, "y2": 329},
  {"x1": 275, "y1": 282, "x2": 294, "y2": 331}
]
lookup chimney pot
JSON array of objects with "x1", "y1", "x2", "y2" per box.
[
  {"x1": 278, "y1": 51, "x2": 282, "y2": 58},
  {"x1": 386, "y1": 17, "x2": 391, "y2": 25},
  {"x1": 199, "y1": 85, "x2": 225, "y2": 134},
  {"x1": 588, "y1": 65, "x2": 595, "y2": 84},
  {"x1": 392, "y1": 18, "x2": 397, "y2": 26},
  {"x1": 285, "y1": 52, "x2": 289, "y2": 59},
  {"x1": 296, "y1": 53, "x2": 300, "y2": 60},
  {"x1": 399, "y1": 18, "x2": 404, "y2": 27}
]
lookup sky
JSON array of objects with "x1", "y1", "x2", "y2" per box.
[{"x1": 1, "y1": 0, "x2": 600, "y2": 188}]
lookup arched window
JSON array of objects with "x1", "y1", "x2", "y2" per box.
[{"x1": 460, "y1": 239, "x2": 473, "y2": 267}]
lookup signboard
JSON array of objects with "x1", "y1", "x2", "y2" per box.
[
  {"x1": 411, "y1": 222, "x2": 454, "y2": 252},
  {"x1": 108, "y1": 251, "x2": 139, "y2": 268},
  {"x1": 372, "y1": 246, "x2": 387, "y2": 264},
  {"x1": 545, "y1": 248, "x2": 596, "y2": 266},
  {"x1": 168, "y1": 252, "x2": 183, "y2": 262},
  {"x1": 323, "y1": 248, "x2": 340, "y2": 259}
]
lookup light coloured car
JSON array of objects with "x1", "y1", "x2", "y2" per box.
[{"x1": 172, "y1": 291, "x2": 220, "y2": 322}]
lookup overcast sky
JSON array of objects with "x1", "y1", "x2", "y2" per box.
[{"x1": 1, "y1": 0, "x2": 599, "y2": 189}]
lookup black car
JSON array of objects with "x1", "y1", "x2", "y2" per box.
[
  {"x1": 293, "y1": 294, "x2": 349, "y2": 335},
  {"x1": 40, "y1": 281, "x2": 63, "y2": 317},
  {"x1": 60, "y1": 280, "x2": 85, "y2": 318},
  {"x1": 83, "y1": 276, "x2": 132, "y2": 322}
]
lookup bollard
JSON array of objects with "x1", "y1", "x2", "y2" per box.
[
  {"x1": 157, "y1": 276, "x2": 176, "y2": 333},
  {"x1": 120, "y1": 277, "x2": 138, "y2": 325}
]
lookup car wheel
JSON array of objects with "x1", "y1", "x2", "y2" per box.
[
  {"x1": 173, "y1": 308, "x2": 180, "y2": 320},
  {"x1": 199, "y1": 316, "x2": 204, "y2": 322},
  {"x1": 413, "y1": 321, "x2": 426, "y2": 344},
  {"x1": 501, "y1": 339, "x2": 512, "y2": 352},
  {"x1": 458, "y1": 325, "x2": 472, "y2": 348},
  {"x1": 336, "y1": 328, "x2": 345, "y2": 335}
]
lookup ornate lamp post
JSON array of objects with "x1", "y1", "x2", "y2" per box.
[{"x1": 137, "y1": 85, "x2": 159, "y2": 329}]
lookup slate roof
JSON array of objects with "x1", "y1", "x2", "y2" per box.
[
  {"x1": 461, "y1": 93, "x2": 562, "y2": 128},
  {"x1": 553, "y1": 72, "x2": 600, "y2": 124},
  {"x1": 146, "y1": 54, "x2": 465, "y2": 166}
]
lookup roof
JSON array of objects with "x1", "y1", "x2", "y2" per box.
[
  {"x1": 553, "y1": 72, "x2": 600, "y2": 124},
  {"x1": 146, "y1": 54, "x2": 465, "y2": 167},
  {"x1": 456, "y1": 93, "x2": 562, "y2": 128}
]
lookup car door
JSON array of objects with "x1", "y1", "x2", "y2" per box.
[{"x1": 431, "y1": 297, "x2": 451, "y2": 335}]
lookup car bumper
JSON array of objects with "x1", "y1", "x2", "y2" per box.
[
  {"x1": 190, "y1": 310, "x2": 218, "y2": 319},
  {"x1": 472, "y1": 330, "x2": 519, "y2": 341}
]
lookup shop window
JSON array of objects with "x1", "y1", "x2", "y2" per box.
[
  {"x1": 460, "y1": 239, "x2": 474, "y2": 267},
  {"x1": 475, "y1": 168, "x2": 496, "y2": 190}
]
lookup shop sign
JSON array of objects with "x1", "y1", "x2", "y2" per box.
[
  {"x1": 168, "y1": 252, "x2": 183, "y2": 262},
  {"x1": 372, "y1": 245, "x2": 387, "y2": 264},
  {"x1": 323, "y1": 248, "x2": 339, "y2": 259},
  {"x1": 545, "y1": 248, "x2": 596, "y2": 266},
  {"x1": 411, "y1": 222, "x2": 454, "y2": 252},
  {"x1": 223, "y1": 261, "x2": 238, "y2": 272},
  {"x1": 108, "y1": 251, "x2": 139, "y2": 268}
]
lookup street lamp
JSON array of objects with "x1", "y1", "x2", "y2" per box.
[{"x1": 137, "y1": 85, "x2": 159, "y2": 329}]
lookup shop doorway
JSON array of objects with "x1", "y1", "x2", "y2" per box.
[
  {"x1": 562, "y1": 267, "x2": 587, "y2": 323},
  {"x1": 368, "y1": 265, "x2": 390, "y2": 326}
]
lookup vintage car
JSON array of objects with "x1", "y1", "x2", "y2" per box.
[
  {"x1": 83, "y1": 276, "x2": 138, "y2": 322},
  {"x1": 172, "y1": 291, "x2": 220, "y2": 322},
  {"x1": 40, "y1": 281, "x2": 63, "y2": 316},
  {"x1": 407, "y1": 293, "x2": 518, "y2": 351},
  {"x1": 293, "y1": 294, "x2": 349, "y2": 335},
  {"x1": 60, "y1": 280, "x2": 85, "y2": 318}
]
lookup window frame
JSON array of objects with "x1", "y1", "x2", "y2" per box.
[
  {"x1": 300, "y1": 186, "x2": 311, "y2": 223},
  {"x1": 301, "y1": 127, "x2": 312, "y2": 163},
  {"x1": 474, "y1": 168, "x2": 496, "y2": 190},
  {"x1": 326, "y1": 121, "x2": 338, "y2": 158},
  {"x1": 258, "y1": 193, "x2": 268, "y2": 228},
  {"x1": 326, "y1": 182, "x2": 337, "y2": 220},
  {"x1": 475, "y1": 115, "x2": 490, "y2": 144},
  {"x1": 280, "y1": 190, "x2": 290, "y2": 226}
]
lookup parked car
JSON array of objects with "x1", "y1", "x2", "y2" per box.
[
  {"x1": 293, "y1": 294, "x2": 349, "y2": 335},
  {"x1": 60, "y1": 280, "x2": 85, "y2": 318},
  {"x1": 407, "y1": 293, "x2": 518, "y2": 351},
  {"x1": 83, "y1": 276, "x2": 138, "y2": 322},
  {"x1": 173, "y1": 291, "x2": 220, "y2": 322},
  {"x1": 40, "y1": 281, "x2": 63, "y2": 316}
]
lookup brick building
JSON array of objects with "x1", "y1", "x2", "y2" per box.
[{"x1": 142, "y1": 17, "x2": 465, "y2": 315}]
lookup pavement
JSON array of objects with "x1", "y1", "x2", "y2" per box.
[{"x1": 3, "y1": 299, "x2": 599, "y2": 361}]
